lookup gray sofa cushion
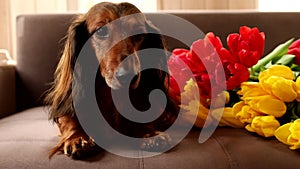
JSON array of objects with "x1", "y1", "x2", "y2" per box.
[
  {"x1": 1, "y1": 107, "x2": 300, "y2": 168},
  {"x1": 16, "y1": 14, "x2": 77, "y2": 111}
]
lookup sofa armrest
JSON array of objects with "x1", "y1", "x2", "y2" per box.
[{"x1": 0, "y1": 64, "x2": 16, "y2": 118}]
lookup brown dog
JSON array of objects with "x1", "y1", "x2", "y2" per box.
[{"x1": 45, "y1": 2, "x2": 178, "y2": 159}]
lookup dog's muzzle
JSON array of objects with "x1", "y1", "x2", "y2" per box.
[
  {"x1": 111, "y1": 54, "x2": 141, "y2": 90},
  {"x1": 115, "y1": 67, "x2": 139, "y2": 86}
]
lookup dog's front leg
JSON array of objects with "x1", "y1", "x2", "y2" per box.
[{"x1": 49, "y1": 115, "x2": 99, "y2": 159}]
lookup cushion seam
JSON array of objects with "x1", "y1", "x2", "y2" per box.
[
  {"x1": 211, "y1": 135, "x2": 236, "y2": 169},
  {"x1": 138, "y1": 150, "x2": 145, "y2": 169}
]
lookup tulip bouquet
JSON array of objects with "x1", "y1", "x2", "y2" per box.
[{"x1": 167, "y1": 26, "x2": 300, "y2": 150}]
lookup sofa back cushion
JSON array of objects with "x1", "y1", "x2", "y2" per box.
[{"x1": 16, "y1": 14, "x2": 77, "y2": 111}]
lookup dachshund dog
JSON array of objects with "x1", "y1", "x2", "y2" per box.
[{"x1": 45, "y1": 2, "x2": 178, "y2": 159}]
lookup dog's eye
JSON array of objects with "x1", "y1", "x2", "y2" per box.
[
  {"x1": 133, "y1": 34, "x2": 144, "y2": 42},
  {"x1": 133, "y1": 35, "x2": 143, "y2": 41},
  {"x1": 95, "y1": 26, "x2": 109, "y2": 38}
]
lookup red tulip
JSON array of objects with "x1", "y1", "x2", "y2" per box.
[
  {"x1": 288, "y1": 39, "x2": 300, "y2": 65},
  {"x1": 167, "y1": 49, "x2": 192, "y2": 99},
  {"x1": 167, "y1": 26, "x2": 265, "y2": 102},
  {"x1": 227, "y1": 26, "x2": 265, "y2": 67},
  {"x1": 224, "y1": 62, "x2": 250, "y2": 90},
  {"x1": 205, "y1": 32, "x2": 223, "y2": 52},
  {"x1": 205, "y1": 32, "x2": 251, "y2": 91}
]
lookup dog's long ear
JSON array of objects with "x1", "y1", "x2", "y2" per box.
[
  {"x1": 45, "y1": 15, "x2": 89, "y2": 120},
  {"x1": 141, "y1": 21, "x2": 169, "y2": 86},
  {"x1": 64, "y1": 15, "x2": 89, "y2": 69},
  {"x1": 143, "y1": 21, "x2": 179, "y2": 125},
  {"x1": 144, "y1": 21, "x2": 166, "y2": 50}
]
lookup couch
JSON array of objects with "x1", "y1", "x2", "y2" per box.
[{"x1": 1, "y1": 11, "x2": 300, "y2": 169}]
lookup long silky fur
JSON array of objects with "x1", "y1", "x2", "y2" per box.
[{"x1": 44, "y1": 14, "x2": 89, "y2": 120}]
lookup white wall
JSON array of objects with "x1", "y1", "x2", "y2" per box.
[
  {"x1": 0, "y1": 0, "x2": 74, "y2": 58},
  {"x1": 0, "y1": 0, "x2": 12, "y2": 59},
  {"x1": 157, "y1": 0, "x2": 258, "y2": 10}
]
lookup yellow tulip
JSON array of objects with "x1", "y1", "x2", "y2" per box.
[
  {"x1": 245, "y1": 116, "x2": 280, "y2": 137},
  {"x1": 180, "y1": 100, "x2": 211, "y2": 128},
  {"x1": 261, "y1": 76, "x2": 297, "y2": 102},
  {"x1": 245, "y1": 95, "x2": 286, "y2": 117},
  {"x1": 235, "y1": 105, "x2": 264, "y2": 123},
  {"x1": 237, "y1": 82, "x2": 260, "y2": 95},
  {"x1": 181, "y1": 78, "x2": 199, "y2": 105},
  {"x1": 258, "y1": 65, "x2": 294, "y2": 81},
  {"x1": 210, "y1": 91, "x2": 229, "y2": 108},
  {"x1": 274, "y1": 122, "x2": 292, "y2": 146},
  {"x1": 288, "y1": 120, "x2": 300, "y2": 149},
  {"x1": 232, "y1": 101, "x2": 245, "y2": 115},
  {"x1": 258, "y1": 65, "x2": 294, "y2": 95},
  {"x1": 238, "y1": 82, "x2": 268, "y2": 99},
  {"x1": 211, "y1": 107, "x2": 245, "y2": 128},
  {"x1": 180, "y1": 78, "x2": 214, "y2": 128},
  {"x1": 295, "y1": 77, "x2": 300, "y2": 102},
  {"x1": 275, "y1": 119, "x2": 300, "y2": 150}
]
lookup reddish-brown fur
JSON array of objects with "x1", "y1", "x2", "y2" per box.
[{"x1": 45, "y1": 2, "x2": 178, "y2": 159}]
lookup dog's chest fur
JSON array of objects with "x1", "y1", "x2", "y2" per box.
[{"x1": 95, "y1": 70, "x2": 172, "y2": 138}]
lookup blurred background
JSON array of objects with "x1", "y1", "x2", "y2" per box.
[{"x1": 1, "y1": 0, "x2": 300, "y2": 59}]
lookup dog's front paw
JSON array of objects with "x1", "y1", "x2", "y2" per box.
[
  {"x1": 63, "y1": 134, "x2": 99, "y2": 159},
  {"x1": 49, "y1": 115, "x2": 101, "y2": 159},
  {"x1": 140, "y1": 131, "x2": 172, "y2": 152}
]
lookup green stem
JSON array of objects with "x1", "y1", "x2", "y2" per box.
[
  {"x1": 252, "y1": 38, "x2": 294, "y2": 72},
  {"x1": 249, "y1": 67, "x2": 259, "y2": 81}
]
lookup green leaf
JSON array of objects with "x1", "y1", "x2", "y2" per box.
[
  {"x1": 274, "y1": 54, "x2": 295, "y2": 66},
  {"x1": 293, "y1": 71, "x2": 300, "y2": 78},
  {"x1": 264, "y1": 60, "x2": 273, "y2": 69},
  {"x1": 252, "y1": 38, "x2": 295, "y2": 72},
  {"x1": 291, "y1": 64, "x2": 300, "y2": 71}
]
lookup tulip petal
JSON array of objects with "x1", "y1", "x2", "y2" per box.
[
  {"x1": 237, "y1": 82, "x2": 259, "y2": 95},
  {"x1": 288, "y1": 39, "x2": 300, "y2": 65},
  {"x1": 212, "y1": 107, "x2": 245, "y2": 128},
  {"x1": 180, "y1": 98, "x2": 212, "y2": 128},
  {"x1": 261, "y1": 76, "x2": 297, "y2": 102},
  {"x1": 232, "y1": 101, "x2": 246, "y2": 116},
  {"x1": 239, "y1": 83, "x2": 267, "y2": 99},
  {"x1": 205, "y1": 32, "x2": 223, "y2": 51},
  {"x1": 275, "y1": 122, "x2": 292, "y2": 145},
  {"x1": 275, "y1": 119, "x2": 300, "y2": 150},
  {"x1": 248, "y1": 95, "x2": 286, "y2": 117},
  {"x1": 246, "y1": 116, "x2": 280, "y2": 137},
  {"x1": 236, "y1": 105, "x2": 263, "y2": 123},
  {"x1": 258, "y1": 65, "x2": 294, "y2": 81},
  {"x1": 295, "y1": 76, "x2": 300, "y2": 101},
  {"x1": 270, "y1": 77, "x2": 297, "y2": 102},
  {"x1": 225, "y1": 63, "x2": 250, "y2": 90},
  {"x1": 289, "y1": 120, "x2": 300, "y2": 140}
]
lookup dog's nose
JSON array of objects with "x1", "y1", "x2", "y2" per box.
[
  {"x1": 113, "y1": 54, "x2": 140, "y2": 88},
  {"x1": 115, "y1": 67, "x2": 128, "y2": 77},
  {"x1": 115, "y1": 67, "x2": 138, "y2": 85}
]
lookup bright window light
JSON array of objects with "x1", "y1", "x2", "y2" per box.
[
  {"x1": 259, "y1": 0, "x2": 300, "y2": 11},
  {"x1": 79, "y1": 0, "x2": 157, "y2": 13}
]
